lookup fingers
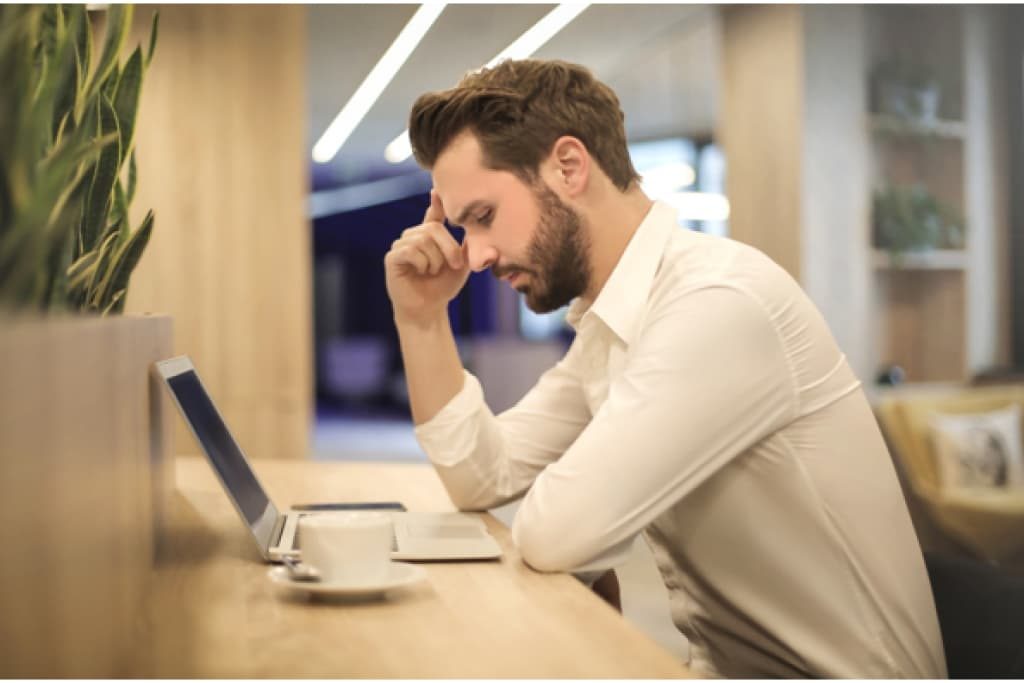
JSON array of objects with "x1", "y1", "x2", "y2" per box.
[
  {"x1": 388, "y1": 224, "x2": 464, "y2": 275},
  {"x1": 423, "y1": 221, "x2": 464, "y2": 270},
  {"x1": 423, "y1": 189, "x2": 447, "y2": 225},
  {"x1": 389, "y1": 192, "x2": 462, "y2": 277}
]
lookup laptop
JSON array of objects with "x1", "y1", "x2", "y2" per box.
[{"x1": 154, "y1": 355, "x2": 502, "y2": 562}]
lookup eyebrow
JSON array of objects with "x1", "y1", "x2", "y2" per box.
[{"x1": 453, "y1": 200, "x2": 488, "y2": 227}]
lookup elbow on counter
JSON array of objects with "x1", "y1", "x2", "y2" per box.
[
  {"x1": 433, "y1": 467, "x2": 509, "y2": 513},
  {"x1": 512, "y1": 517, "x2": 586, "y2": 573},
  {"x1": 439, "y1": 482, "x2": 495, "y2": 513}
]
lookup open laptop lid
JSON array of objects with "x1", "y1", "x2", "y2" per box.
[{"x1": 154, "y1": 356, "x2": 281, "y2": 558}]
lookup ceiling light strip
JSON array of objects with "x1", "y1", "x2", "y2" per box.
[
  {"x1": 313, "y1": 3, "x2": 446, "y2": 164},
  {"x1": 385, "y1": 3, "x2": 590, "y2": 164}
]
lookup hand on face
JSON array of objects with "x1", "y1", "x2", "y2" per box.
[{"x1": 384, "y1": 190, "x2": 471, "y2": 327}]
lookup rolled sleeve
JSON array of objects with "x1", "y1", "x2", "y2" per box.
[
  {"x1": 413, "y1": 370, "x2": 485, "y2": 467},
  {"x1": 412, "y1": 352, "x2": 592, "y2": 513}
]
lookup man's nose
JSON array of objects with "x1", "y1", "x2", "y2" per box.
[{"x1": 464, "y1": 235, "x2": 498, "y2": 273}]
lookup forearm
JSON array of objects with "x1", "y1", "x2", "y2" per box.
[{"x1": 395, "y1": 312, "x2": 466, "y2": 426}]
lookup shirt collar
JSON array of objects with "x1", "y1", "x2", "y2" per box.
[{"x1": 566, "y1": 200, "x2": 677, "y2": 345}]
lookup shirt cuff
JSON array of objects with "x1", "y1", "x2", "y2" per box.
[{"x1": 413, "y1": 370, "x2": 485, "y2": 467}]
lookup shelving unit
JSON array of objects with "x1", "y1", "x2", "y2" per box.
[
  {"x1": 870, "y1": 249, "x2": 968, "y2": 271},
  {"x1": 866, "y1": 5, "x2": 970, "y2": 383},
  {"x1": 720, "y1": 5, "x2": 1008, "y2": 390},
  {"x1": 868, "y1": 114, "x2": 967, "y2": 141},
  {"x1": 860, "y1": 5, "x2": 1010, "y2": 389}
]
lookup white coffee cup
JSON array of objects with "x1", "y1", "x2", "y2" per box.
[{"x1": 298, "y1": 511, "x2": 393, "y2": 584}]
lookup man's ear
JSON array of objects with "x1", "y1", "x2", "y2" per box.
[{"x1": 546, "y1": 136, "x2": 590, "y2": 198}]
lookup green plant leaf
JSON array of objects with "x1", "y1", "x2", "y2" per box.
[
  {"x1": 71, "y1": 3, "x2": 92, "y2": 124},
  {"x1": 80, "y1": 93, "x2": 120, "y2": 253},
  {"x1": 31, "y1": 6, "x2": 78, "y2": 148},
  {"x1": 48, "y1": 6, "x2": 81, "y2": 140},
  {"x1": 74, "y1": 4, "x2": 90, "y2": 80},
  {"x1": 84, "y1": 229, "x2": 119, "y2": 307},
  {"x1": 127, "y1": 150, "x2": 137, "y2": 202},
  {"x1": 95, "y1": 214, "x2": 123, "y2": 256},
  {"x1": 84, "y1": 4, "x2": 131, "y2": 104},
  {"x1": 18, "y1": 129, "x2": 110, "y2": 260},
  {"x1": 42, "y1": 215, "x2": 76, "y2": 310},
  {"x1": 110, "y1": 178, "x2": 128, "y2": 230},
  {"x1": 66, "y1": 248, "x2": 101, "y2": 288},
  {"x1": 101, "y1": 62, "x2": 119, "y2": 101},
  {"x1": 113, "y1": 46, "x2": 143, "y2": 165},
  {"x1": 1, "y1": 4, "x2": 156, "y2": 314},
  {"x1": 93, "y1": 209, "x2": 153, "y2": 310},
  {"x1": 53, "y1": 109, "x2": 70, "y2": 145},
  {"x1": 146, "y1": 10, "x2": 159, "y2": 68},
  {"x1": 66, "y1": 246, "x2": 99, "y2": 310},
  {"x1": 102, "y1": 288, "x2": 125, "y2": 315}
]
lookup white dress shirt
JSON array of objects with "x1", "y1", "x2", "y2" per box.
[{"x1": 414, "y1": 201, "x2": 946, "y2": 678}]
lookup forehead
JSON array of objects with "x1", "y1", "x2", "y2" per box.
[{"x1": 432, "y1": 131, "x2": 524, "y2": 220}]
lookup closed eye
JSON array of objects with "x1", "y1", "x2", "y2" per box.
[{"x1": 476, "y1": 209, "x2": 493, "y2": 227}]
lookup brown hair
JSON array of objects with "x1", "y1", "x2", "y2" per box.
[{"x1": 408, "y1": 59, "x2": 640, "y2": 191}]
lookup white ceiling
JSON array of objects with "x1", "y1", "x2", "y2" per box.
[{"x1": 308, "y1": 4, "x2": 720, "y2": 186}]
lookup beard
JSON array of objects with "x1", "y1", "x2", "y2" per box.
[{"x1": 494, "y1": 182, "x2": 592, "y2": 314}]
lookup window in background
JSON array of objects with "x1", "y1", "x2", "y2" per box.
[{"x1": 517, "y1": 136, "x2": 730, "y2": 340}]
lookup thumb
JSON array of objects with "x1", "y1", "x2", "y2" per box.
[{"x1": 424, "y1": 189, "x2": 446, "y2": 224}]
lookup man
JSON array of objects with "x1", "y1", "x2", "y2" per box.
[{"x1": 384, "y1": 59, "x2": 945, "y2": 678}]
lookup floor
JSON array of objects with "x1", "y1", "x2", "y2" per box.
[{"x1": 313, "y1": 416, "x2": 691, "y2": 663}]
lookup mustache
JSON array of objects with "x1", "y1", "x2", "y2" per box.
[{"x1": 491, "y1": 264, "x2": 534, "y2": 280}]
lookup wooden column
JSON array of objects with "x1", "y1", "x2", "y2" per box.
[
  {"x1": 126, "y1": 6, "x2": 312, "y2": 459},
  {"x1": 720, "y1": 5, "x2": 873, "y2": 383},
  {"x1": 720, "y1": 5, "x2": 804, "y2": 281}
]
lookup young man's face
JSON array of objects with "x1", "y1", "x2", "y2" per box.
[{"x1": 432, "y1": 131, "x2": 591, "y2": 313}]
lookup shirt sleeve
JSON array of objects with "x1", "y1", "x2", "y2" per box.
[
  {"x1": 511, "y1": 285, "x2": 799, "y2": 573},
  {"x1": 413, "y1": 343, "x2": 593, "y2": 511}
]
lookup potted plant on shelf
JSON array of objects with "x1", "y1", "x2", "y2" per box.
[
  {"x1": 871, "y1": 58, "x2": 942, "y2": 125},
  {"x1": 872, "y1": 184, "x2": 965, "y2": 263},
  {"x1": 0, "y1": 6, "x2": 174, "y2": 677}
]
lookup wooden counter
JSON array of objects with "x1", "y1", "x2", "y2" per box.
[{"x1": 129, "y1": 456, "x2": 693, "y2": 678}]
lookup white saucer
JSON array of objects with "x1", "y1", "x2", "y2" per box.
[{"x1": 268, "y1": 562, "x2": 427, "y2": 599}]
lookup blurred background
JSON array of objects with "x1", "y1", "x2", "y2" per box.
[
  {"x1": 105, "y1": 3, "x2": 1022, "y2": 657},
  {"x1": 122, "y1": 3, "x2": 1023, "y2": 463}
]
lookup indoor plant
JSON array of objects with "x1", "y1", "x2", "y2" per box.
[
  {"x1": 0, "y1": 7, "x2": 171, "y2": 676},
  {"x1": 872, "y1": 184, "x2": 965, "y2": 257},
  {"x1": 871, "y1": 58, "x2": 942, "y2": 124},
  {"x1": 0, "y1": 4, "x2": 158, "y2": 314}
]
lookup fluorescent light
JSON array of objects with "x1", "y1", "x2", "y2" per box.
[
  {"x1": 313, "y1": 3, "x2": 446, "y2": 164},
  {"x1": 484, "y1": 4, "x2": 589, "y2": 67},
  {"x1": 385, "y1": 134, "x2": 413, "y2": 163},
  {"x1": 663, "y1": 192, "x2": 731, "y2": 222},
  {"x1": 385, "y1": 3, "x2": 590, "y2": 164}
]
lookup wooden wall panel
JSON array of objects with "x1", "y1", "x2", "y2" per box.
[
  {"x1": 0, "y1": 315, "x2": 173, "y2": 676},
  {"x1": 125, "y1": 6, "x2": 311, "y2": 459},
  {"x1": 882, "y1": 270, "x2": 966, "y2": 382},
  {"x1": 720, "y1": 5, "x2": 803, "y2": 280}
]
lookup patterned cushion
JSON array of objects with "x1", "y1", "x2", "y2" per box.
[{"x1": 929, "y1": 405, "x2": 1024, "y2": 491}]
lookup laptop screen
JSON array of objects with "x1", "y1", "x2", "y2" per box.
[{"x1": 167, "y1": 370, "x2": 274, "y2": 527}]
